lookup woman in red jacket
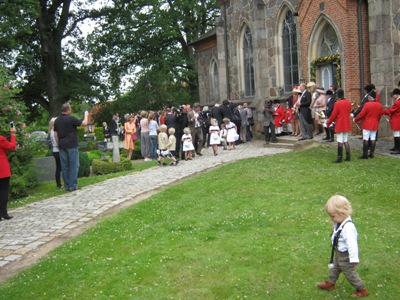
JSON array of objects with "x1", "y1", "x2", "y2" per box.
[
  {"x1": 382, "y1": 88, "x2": 400, "y2": 154},
  {"x1": 0, "y1": 125, "x2": 17, "y2": 220},
  {"x1": 326, "y1": 89, "x2": 352, "y2": 163}
]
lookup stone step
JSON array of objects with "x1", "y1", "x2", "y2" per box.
[{"x1": 263, "y1": 142, "x2": 295, "y2": 149}]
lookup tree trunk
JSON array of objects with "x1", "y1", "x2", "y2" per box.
[{"x1": 37, "y1": 0, "x2": 70, "y2": 117}]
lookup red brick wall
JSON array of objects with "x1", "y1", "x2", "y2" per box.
[{"x1": 297, "y1": 0, "x2": 370, "y2": 134}]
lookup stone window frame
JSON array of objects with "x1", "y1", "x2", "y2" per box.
[
  {"x1": 209, "y1": 58, "x2": 220, "y2": 102},
  {"x1": 307, "y1": 15, "x2": 343, "y2": 89},
  {"x1": 239, "y1": 23, "x2": 255, "y2": 98},
  {"x1": 276, "y1": 4, "x2": 300, "y2": 94}
]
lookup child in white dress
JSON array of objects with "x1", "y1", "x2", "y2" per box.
[
  {"x1": 209, "y1": 118, "x2": 220, "y2": 156},
  {"x1": 223, "y1": 117, "x2": 238, "y2": 150},
  {"x1": 181, "y1": 127, "x2": 195, "y2": 160}
]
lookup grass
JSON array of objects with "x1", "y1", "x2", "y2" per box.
[
  {"x1": 9, "y1": 160, "x2": 157, "y2": 208},
  {"x1": 1, "y1": 145, "x2": 399, "y2": 299}
]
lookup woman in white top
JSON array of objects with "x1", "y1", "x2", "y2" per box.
[
  {"x1": 49, "y1": 117, "x2": 63, "y2": 189},
  {"x1": 140, "y1": 111, "x2": 151, "y2": 161},
  {"x1": 148, "y1": 112, "x2": 159, "y2": 160}
]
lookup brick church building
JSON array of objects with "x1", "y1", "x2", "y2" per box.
[{"x1": 191, "y1": 0, "x2": 400, "y2": 136}]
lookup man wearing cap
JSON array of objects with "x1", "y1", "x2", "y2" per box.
[
  {"x1": 353, "y1": 84, "x2": 379, "y2": 118},
  {"x1": 382, "y1": 88, "x2": 400, "y2": 154},
  {"x1": 326, "y1": 88, "x2": 352, "y2": 163},
  {"x1": 354, "y1": 91, "x2": 383, "y2": 158},
  {"x1": 298, "y1": 83, "x2": 314, "y2": 140}
]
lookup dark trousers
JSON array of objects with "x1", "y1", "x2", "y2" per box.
[
  {"x1": 53, "y1": 151, "x2": 63, "y2": 188},
  {"x1": 0, "y1": 177, "x2": 11, "y2": 215},
  {"x1": 264, "y1": 123, "x2": 277, "y2": 143}
]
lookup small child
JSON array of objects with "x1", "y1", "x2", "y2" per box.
[
  {"x1": 181, "y1": 127, "x2": 194, "y2": 161},
  {"x1": 167, "y1": 127, "x2": 179, "y2": 166},
  {"x1": 317, "y1": 195, "x2": 369, "y2": 298},
  {"x1": 157, "y1": 124, "x2": 169, "y2": 166},
  {"x1": 209, "y1": 118, "x2": 220, "y2": 156},
  {"x1": 220, "y1": 124, "x2": 228, "y2": 150}
]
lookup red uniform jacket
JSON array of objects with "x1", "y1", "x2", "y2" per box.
[
  {"x1": 326, "y1": 99, "x2": 352, "y2": 133},
  {"x1": 354, "y1": 101, "x2": 383, "y2": 131},
  {"x1": 273, "y1": 105, "x2": 285, "y2": 127},
  {"x1": 0, "y1": 135, "x2": 16, "y2": 179},
  {"x1": 382, "y1": 97, "x2": 400, "y2": 131}
]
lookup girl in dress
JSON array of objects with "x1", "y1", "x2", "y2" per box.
[
  {"x1": 209, "y1": 118, "x2": 220, "y2": 156},
  {"x1": 124, "y1": 114, "x2": 137, "y2": 160},
  {"x1": 181, "y1": 127, "x2": 195, "y2": 160},
  {"x1": 223, "y1": 117, "x2": 238, "y2": 150}
]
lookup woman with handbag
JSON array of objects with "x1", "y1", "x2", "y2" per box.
[{"x1": 124, "y1": 114, "x2": 137, "y2": 160}]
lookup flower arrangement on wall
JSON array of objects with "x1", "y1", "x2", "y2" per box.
[{"x1": 310, "y1": 54, "x2": 341, "y2": 87}]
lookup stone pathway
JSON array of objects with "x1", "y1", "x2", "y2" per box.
[{"x1": 0, "y1": 140, "x2": 290, "y2": 282}]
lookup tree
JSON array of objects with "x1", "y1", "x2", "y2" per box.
[
  {"x1": 1, "y1": 1, "x2": 220, "y2": 122},
  {"x1": 0, "y1": 66, "x2": 25, "y2": 136},
  {"x1": 86, "y1": 0, "x2": 219, "y2": 104},
  {"x1": 0, "y1": 0, "x2": 112, "y2": 118}
]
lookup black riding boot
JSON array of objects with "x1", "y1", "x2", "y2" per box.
[
  {"x1": 344, "y1": 142, "x2": 351, "y2": 161},
  {"x1": 328, "y1": 128, "x2": 334, "y2": 142},
  {"x1": 369, "y1": 141, "x2": 376, "y2": 158},
  {"x1": 334, "y1": 146, "x2": 343, "y2": 163},
  {"x1": 391, "y1": 137, "x2": 400, "y2": 154},
  {"x1": 390, "y1": 137, "x2": 396, "y2": 151},
  {"x1": 360, "y1": 141, "x2": 369, "y2": 159},
  {"x1": 322, "y1": 127, "x2": 330, "y2": 140}
]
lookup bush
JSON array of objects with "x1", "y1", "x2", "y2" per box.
[
  {"x1": 9, "y1": 146, "x2": 38, "y2": 200},
  {"x1": 87, "y1": 150, "x2": 103, "y2": 163},
  {"x1": 78, "y1": 151, "x2": 91, "y2": 177},
  {"x1": 91, "y1": 158, "x2": 133, "y2": 175}
]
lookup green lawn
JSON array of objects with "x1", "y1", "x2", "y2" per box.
[{"x1": 1, "y1": 146, "x2": 399, "y2": 299}]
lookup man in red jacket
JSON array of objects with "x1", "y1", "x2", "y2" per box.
[
  {"x1": 354, "y1": 91, "x2": 383, "y2": 158},
  {"x1": 326, "y1": 89, "x2": 352, "y2": 163},
  {"x1": 383, "y1": 88, "x2": 400, "y2": 154}
]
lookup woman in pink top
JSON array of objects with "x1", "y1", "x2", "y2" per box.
[{"x1": 140, "y1": 111, "x2": 151, "y2": 161}]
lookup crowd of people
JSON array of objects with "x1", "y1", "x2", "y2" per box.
[
  {"x1": 265, "y1": 80, "x2": 400, "y2": 163},
  {"x1": 103, "y1": 100, "x2": 254, "y2": 164},
  {"x1": 101, "y1": 80, "x2": 400, "y2": 165}
]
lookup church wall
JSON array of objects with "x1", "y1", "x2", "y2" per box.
[{"x1": 193, "y1": 0, "x2": 400, "y2": 136}]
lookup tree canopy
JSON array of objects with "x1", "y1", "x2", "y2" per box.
[{"x1": 0, "y1": 0, "x2": 219, "y2": 124}]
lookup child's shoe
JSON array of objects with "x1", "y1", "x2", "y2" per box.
[
  {"x1": 317, "y1": 281, "x2": 335, "y2": 291},
  {"x1": 351, "y1": 288, "x2": 369, "y2": 298},
  {"x1": 157, "y1": 160, "x2": 161, "y2": 165}
]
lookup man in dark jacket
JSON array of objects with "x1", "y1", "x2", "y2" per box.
[
  {"x1": 298, "y1": 83, "x2": 313, "y2": 140},
  {"x1": 210, "y1": 103, "x2": 223, "y2": 128}
]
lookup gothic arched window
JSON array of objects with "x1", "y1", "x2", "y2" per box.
[
  {"x1": 243, "y1": 26, "x2": 255, "y2": 97},
  {"x1": 282, "y1": 11, "x2": 299, "y2": 93},
  {"x1": 211, "y1": 60, "x2": 219, "y2": 101},
  {"x1": 320, "y1": 25, "x2": 340, "y2": 56}
]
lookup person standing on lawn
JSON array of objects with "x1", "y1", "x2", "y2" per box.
[
  {"x1": 354, "y1": 91, "x2": 383, "y2": 158},
  {"x1": 0, "y1": 124, "x2": 17, "y2": 220},
  {"x1": 54, "y1": 103, "x2": 88, "y2": 192},
  {"x1": 317, "y1": 195, "x2": 369, "y2": 298},
  {"x1": 326, "y1": 88, "x2": 352, "y2": 163},
  {"x1": 382, "y1": 88, "x2": 400, "y2": 154}
]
